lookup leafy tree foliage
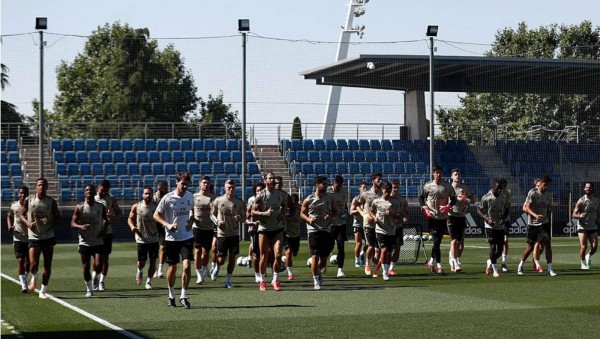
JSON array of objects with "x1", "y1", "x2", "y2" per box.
[
  {"x1": 437, "y1": 21, "x2": 600, "y2": 141},
  {"x1": 53, "y1": 22, "x2": 199, "y2": 138},
  {"x1": 1, "y1": 63, "x2": 29, "y2": 139},
  {"x1": 185, "y1": 91, "x2": 241, "y2": 139}
]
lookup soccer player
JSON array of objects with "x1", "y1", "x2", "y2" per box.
[
  {"x1": 327, "y1": 175, "x2": 349, "y2": 278},
  {"x1": 350, "y1": 182, "x2": 368, "y2": 267},
  {"x1": 370, "y1": 182, "x2": 403, "y2": 281},
  {"x1": 353, "y1": 173, "x2": 383, "y2": 276},
  {"x1": 448, "y1": 168, "x2": 475, "y2": 272},
  {"x1": 192, "y1": 176, "x2": 216, "y2": 284},
  {"x1": 153, "y1": 181, "x2": 169, "y2": 278},
  {"x1": 389, "y1": 180, "x2": 409, "y2": 276},
  {"x1": 246, "y1": 182, "x2": 265, "y2": 282},
  {"x1": 499, "y1": 178, "x2": 512, "y2": 272},
  {"x1": 252, "y1": 172, "x2": 288, "y2": 291},
  {"x1": 7, "y1": 186, "x2": 30, "y2": 293},
  {"x1": 284, "y1": 193, "x2": 301, "y2": 280},
  {"x1": 275, "y1": 176, "x2": 294, "y2": 276},
  {"x1": 20, "y1": 178, "x2": 60, "y2": 299},
  {"x1": 210, "y1": 180, "x2": 246, "y2": 288},
  {"x1": 71, "y1": 185, "x2": 108, "y2": 297},
  {"x1": 300, "y1": 176, "x2": 335, "y2": 290},
  {"x1": 153, "y1": 171, "x2": 195, "y2": 308},
  {"x1": 572, "y1": 182, "x2": 599, "y2": 269},
  {"x1": 517, "y1": 175, "x2": 556, "y2": 276},
  {"x1": 128, "y1": 187, "x2": 160, "y2": 289},
  {"x1": 478, "y1": 179, "x2": 510, "y2": 278},
  {"x1": 419, "y1": 166, "x2": 457, "y2": 274},
  {"x1": 95, "y1": 179, "x2": 123, "y2": 291}
]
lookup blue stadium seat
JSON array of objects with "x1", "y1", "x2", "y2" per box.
[
  {"x1": 115, "y1": 162, "x2": 127, "y2": 175},
  {"x1": 109, "y1": 139, "x2": 122, "y2": 151},
  {"x1": 353, "y1": 151, "x2": 365, "y2": 162},
  {"x1": 307, "y1": 151, "x2": 319, "y2": 162},
  {"x1": 180, "y1": 139, "x2": 191, "y2": 151},
  {"x1": 62, "y1": 139, "x2": 74, "y2": 151},
  {"x1": 59, "y1": 189, "x2": 72, "y2": 202},
  {"x1": 87, "y1": 150, "x2": 99, "y2": 163},
  {"x1": 324, "y1": 162, "x2": 336, "y2": 174},
  {"x1": 151, "y1": 163, "x2": 164, "y2": 175},
  {"x1": 119, "y1": 175, "x2": 131, "y2": 187},
  {"x1": 235, "y1": 162, "x2": 243, "y2": 173},
  {"x1": 1, "y1": 176, "x2": 11, "y2": 189},
  {"x1": 8, "y1": 151, "x2": 20, "y2": 163},
  {"x1": 144, "y1": 139, "x2": 156, "y2": 151},
  {"x1": 314, "y1": 139, "x2": 325, "y2": 151},
  {"x1": 130, "y1": 175, "x2": 143, "y2": 188},
  {"x1": 164, "y1": 162, "x2": 176, "y2": 174},
  {"x1": 122, "y1": 139, "x2": 132, "y2": 151},
  {"x1": 371, "y1": 162, "x2": 383, "y2": 173},
  {"x1": 382, "y1": 162, "x2": 394, "y2": 174},
  {"x1": 376, "y1": 150, "x2": 387, "y2": 162},
  {"x1": 124, "y1": 150, "x2": 136, "y2": 163},
  {"x1": 290, "y1": 139, "x2": 302, "y2": 151},
  {"x1": 139, "y1": 163, "x2": 151, "y2": 175},
  {"x1": 393, "y1": 162, "x2": 405, "y2": 173},
  {"x1": 97, "y1": 139, "x2": 109, "y2": 151},
  {"x1": 55, "y1": 163, "x2": 66, "y2": 176},
  {"x1": 381, "y1": 139, "x2": 392, "y2": 151},
  {"x1": 168, "y1": 139, "x2": 180, "y2": 151},
  {"x1": 330, "y1": 150, "x2": 342, "y2": 162},
  {"x1": 336, "y1": 139, "x2": 348, "y2": 151},
  {"x1": 160, "y1": 150, "x2": 172, "y2": 162},
  {"x1": 64, "y1": 150, "x2": 76, "y2": 163},
  {"x1": 195, "y1": 151, "x2": 208, "y2": 163},
  {"x1": 364, "y1": 150, "x2": 376, "y2": 162},
  {"x1": 183, "y1": 150, "x2": 195, "y2": 162},
  {"x1": 199, "y1": 162, "x2": 211, "y2": 173},
  {"x1": 53, "y1": 150, "x2": 64, "y2": 163},
  {"x1": 313, "y1": 162, "x2": 325, "y2": 174},
  {"x1": 215, "y1": 139, "x2": 226, "y2": 150},
  {"x1": 123, "y1": 187, "x2": 136, "y2": 200},
  {"x1": 132, "y1": 138, "x2": 144, "y2": 151},
  {"x1": 110, "y1": 188, "x2": 123, "y2": 200},
  {"x1": 231, "y1": 150, "x2": 242, "y2": 162},
  {"x1": 207, "y1": 150, "x2": 219, "y2": 162},
  {"x1": 0, "y1": 164, "x2": 7, "y2": 176},
  {"x1": 348, "y1": 162, "x2": 359, "y2": 174},
  {"x1": 73, "y1": 139, "x2": 85, "y2": 151},
  {"x1": 172, "y1": 150, "x2": 184, "y2": 163},
  {"x1": 358, "y1": 162, "x2": 370, "y2": 173},
  {"x1": 100, "y1": 151, "x2": 112, "y2": 163},
  {"x1": 358, "y1": 139, "x2": 370, "y2": 150},
  {"x1": 301, "y1": 162, "x2": 313, "y2": 174},
  {"x1": 226, "y1": 139, "x2": 239, "y2": 151},
  {"x1": 302, "y1": 139, "x2": 314, "y2": 151},
  {"x1": 112, "y1": 151, "x2": 124, "y2": 163},
  {"x1": 127, "y1": 163, "x2": 140, "y2": 175},
  {"x1": 336, "y1": 162, "x2": 347, "y2": 174},
  {"x1": 211, "y1": 162, "x2": 223, "y2": 174},
  {"x1": 66, "y1": 163, "x2": 78, "y2": 176},
  {"x1": 369, "y1": 140, "x2": 381, "y2": 151},
  {"x1": 175, "y1": 162, "x2": 187, "y2": 173},
  {"x1": 300, "y1": 186, "x2": 313, "y2": 198},
  {"x1": 156, "y1": 139, "x2": 168, "y2": 151},
  {"x1": 341, "y1": 150, "x2": 353, "y2": 163},
  {"x1": 247, "y1": 162, "x2": 260, "y2": 174},
  {"x1": 295, "y1": 151, "x2": 307, "y2": 163},
  {"x1": 79, "y1": 163, "x2": 91, "y2": 175},
  {"x1": 191, "y1": 139, "x2": 203, "y2": 150},
  {"x1": 348, "y1": 139, "x2": 359, "y2": 151},
  {"x1": 404, "y1": 162, "x2": 415, "y2": 174},
  {"x1": 219, "y1": 150, "x2": 231, "y2": 162},
  {"x1": 415, "y1": 162, "x2": 427, "y2": 174},
  {"x1": 203, "y1": 139, "x2": 215, "y2": 150},
  {"x1": 188, "y1": 162, "x2": 199, "y2": 174},
  {"x1": 223, "y1": 162, "x2": 235, "y2": 174},
  {"x1": 325, "y1": 139, "x2": 337, "y2": 151},
  {"x1": 398, "y1": 151, "x2": 410, "y2": 162},
  {"x1": 50, "y1": 139, "x2": 61, "y2": 152},
  {"x1": 102, "y1": 163, "x2": 115, "y2": 175}
]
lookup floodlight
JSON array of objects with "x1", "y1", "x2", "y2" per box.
[
  {"x1": 426, "y1": 25, "x2": 438, "y2": 37},
  {"x1": 35, "y1": 17, "x2": 47, "y2": 30},
  {"x1": 238, "y1": 19, "x2": 250, "y2": 32},
  {"x1": 353, "y1": 7, "x2": 365, "y2": 17}
]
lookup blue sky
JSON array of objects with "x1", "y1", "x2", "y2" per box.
[{"x1": 2, "y1": 0, "x2": 597, "y2": 136}]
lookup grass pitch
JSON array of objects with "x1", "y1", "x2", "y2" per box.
[{"x1": 2, "y1": 237, "x2": 599, "y2": 338}]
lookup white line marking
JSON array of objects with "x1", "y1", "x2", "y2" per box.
[{"x1": 1, "y1": 273, "x2": 142, "y2": 339}]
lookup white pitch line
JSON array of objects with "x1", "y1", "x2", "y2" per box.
[{"x1": 1, "y1": 273, "x2": 142, "y2": 339}]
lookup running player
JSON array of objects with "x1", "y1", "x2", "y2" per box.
[
  {"x1": 350, "y1": 182, "x2": 367, "y2": 267},
  {"x1": 389, "y1": 180, "x2": 409, "y2": 276},
  {"x1": 210, "y1": 180, "x2": 246, "y2": 288},
  {"x1": 419, "y1": 166, "x2": 457, "y2": 274},
  {"x1": 517, "y1": 175, "x2": 556, "y2": 276},
  {"x1": 327, "y1": 175, "x2": 349, "y2": 278},
  {"x1": 246, "y1": 182, "x2": 265, "y2": 282},
  {"x1": 153, "y1": 181, "x2": 169, "y2": 278},
  {"x1": 253, "y1": 172, "x2": 288, "y2": 291},
  {"x1": 95, "y1": 179, "x2": 123, "y2": 291},
  {"x1": 71, "y1": 185, "x2": 108, "y2": 297},
  {"x1": 128, "y1": 187, "x2": 160, "y2": 289},
  {"x1": 300, "y1": 176, "x2": 335, "y2": 290},
  {"x1": 572, "y1": 182, "x2": 599, "y2": 269},
  {"x1": 498, "y1": 178, "x2": 512, "y2": 272},
  {"x1": 370, "y1": 182, "x2": 403, "y2": 281},
  {"x1": 284, "y1": 193, "x2": 301, "y2": 280},
  {"x1": 7, "y1": 186, "x2": 30, "y2": 293},
  {"x1": 275, "y1": 176, "x2": 294, "y2": 276},
  {"x1": 192, "y1": 176, "x2": 216, "y2": 284},
  {"x1": 353, "y1": 173, "x2": 383, "y2": 276},
  {"x1": 448, "y1": 168, "x2": 475, "y2": 272},
  {"x1": 153, "y1": 171, "x2": 195, "y2": 308},
  {"x1": 478, "y1": 179, "x2": 509, "y2": 278},
  {"x1": 20, "y1": 178, "x2": 60, "y2": 299}
]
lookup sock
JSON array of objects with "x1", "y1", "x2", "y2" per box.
[
  {"x1": 382, "y1": 264, "x2": 389, "y2": 274},
  {"x1": 456, "y1": 257, "x2": 461, "y2": 265},
  {"x1": 31, "y1": 272, "x2": 38, "y2": 284},
  {"x1": 389, "y1": 262, "x2": 396, "y2": 270},
  {"x1": 313, "y1": 276, "x2": 319, "y2": 285},
  {"x1": 196, "y1": 268, "x2": 202, "y2": 277},
  {"x1": 337, "y1": 267, "x2": 344, "y2": 274},
  {"x1": 355, "y1": 256, "x2": 360, "y2": 262},
  {"x1": 547, "y1": 262, "x2": 553, "y2": 271},
  {"x1": 158, "y1": 264, "x2": 163, "y2": 273},
  {"x1": 146, "y1": 277, "x2": 152, "y2": 284},
  {"x1": 85, "y1": 280, "x2": 93, "y2": 292},
  {"x1": 261, "y1": 273, "x2": 266, "y2": 282},
  {"x1": 92, "y1": 271, "x2": 97, "y2": 282},
  {"x1": 502, "y1": 254, "x2": 507, "y2": 263},
  {"x1": 40, "y1": 284, "x2": 47, "y2": 294},
  {"x1": 287, "y1": 266, "x2": 294, "y2": 275},
  {"x1": 429, "y1": 258, "x2": 434, "y2": 265},
  {"x1": 272, "y1": 272, "x2": 278, "y2": 282},
  {"x1": 168, "y1": 286, "x2": 175, "y2": 299},
  {"x1": 492, "y1": 264, "x2": 498, "y2": 274},
  {"x1": 518, "y1": 260, "x2": 525, "y2": 269},
  {"x1": 215, "y1": 264, "x2": 221, "y2": 272},
  {"x1": 585, "y1": 253, "x2": 591, "y2": 262},
  {"x1": 534, "y1": 260, "x2": 541, "y2": 268},
  {"x1": 581, "y1": 260, "x2": 586, "y2": 265},
  {"x1": 255, "y1": 272, "x2": 261, "y2": 281},
  {"x1": 226, "y1": 273, "x2": 232, "y2": 283},
  {"x1": 137, "y1": 268, "x2": 142, "y2": 275},
  {"x1": 19, "y1": 274, "x2": 27, "y2": 288},
  {"x1": 99, "y1": 274, "x2": 106, "y2": 283},
  {"x1": 180, "y1": 288, "x2": 187, "y2": 299},
  {"x1": 436, "y1": 262, "x2": 442, "y2": 268},
  {"x1": 487, "y1": 259, "x2": 492, "y2": 268}
]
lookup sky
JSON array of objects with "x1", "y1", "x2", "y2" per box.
[{"x1": 1, "y1": 0, "x2": 598, "y2": 140}]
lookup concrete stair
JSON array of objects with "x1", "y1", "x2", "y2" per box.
[
  {"x1": 19, "y1": 143, "x2": 60, "y2": 199},
  {"x1": 252, "y1": 145, "x2": 297, "y2": 194}
]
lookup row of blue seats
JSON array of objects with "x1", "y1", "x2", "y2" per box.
[
  {"x1": 60, "y1": 186, "x2": 257, "y2": 202},
  {"x1": 281, "y1": 139, "x2": 468, "y2": 152},
  {"x1": 51, "y1": 138, "x2": 249, "y2": 152},
  {"x1": 56, "y1": 161, "x2": 261, "y2": 176},
  {"x1": 0, "y1": 163, "x2": 22, "y2": 176},
  {"x1": 290, "y1": 161, "x2": 429, "y2": 175},
  {"x1": 510, "y1": 162, "x2": 555, "y2": 177},
  {"x1": 1, "y1": 139, "x2": 18, "y2": 152},
  {"x1": 1, "y1": 151, "x2": 20, "y2": 164},
  {"x1": 1, "y1": 175, "x2": 24, "y2": 189},
  {"x1": 285, "y1": 150, "x2": 467, "y2": 163},
  {"x1": 53, "y1": 150, "x2": 255, "y2": 164}
]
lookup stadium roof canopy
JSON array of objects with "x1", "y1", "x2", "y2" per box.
[{"x1": 300, "y1": 54, "x2": 600, "y2": 95}]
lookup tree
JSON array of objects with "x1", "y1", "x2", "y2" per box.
[
  {"x1": 52, "y1": 22, "x2": 199, "y2": 138},
  {"x1": 186, "y1": 91, "x2": 241, "y2": 139},
  {"x1": 1, "y1": 63, "x2": 29, "y2": 139},
  {"x1": 437, "y1": 21, "x2": 600, "y2": 142},
  {"x1": 291, "y1": 116, "x2": 303, "y2": 140}
]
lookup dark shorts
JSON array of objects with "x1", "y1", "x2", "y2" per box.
[
  {"x1": 137, "y1": 242, "x2": 159, "y2": 262},
  {"x1": 364, "y1": 227, "x2": 379, "y2": 248},
  {"x1": 353, "y1": 226, "x2": 364, "y2": 236},
  {"x1": 376, "y1": 233, "x2": 396, "y2": 250},
  {"x1": 29, "y1": 237, "x2": 57, "y2": 248},
  {"x1": 395, "y1": 227, "x2": 404, "y2": 247},
  {"x1": 330, "y1": 225, "x2": 348, "y2": 242},
  {"x1": 526, "y1": 224, "x2": 550, "y2": 244},
  {"x1": 485, "y1": 228, "x2": 505, "y2": 246},
  {"x1": 578, "y1": 229, "x2": 598, "y2": 237},
  {"x1": 158, "y1": 226, "x2": 166, "y2": 245},
  {"x1": 284, "y1": 236, "x2": 300, "y2": 256},
  {"x1": 249, "y1": 231, "x2": 260, "y2": 256},
  {"x1": 102, "y1": 233, "x2": 113, "y2": 255},
  {"x1": 193, "y1": 228, "x2": 214, "y2": 251},
  {"x1": 165, "y1": 238, "x2": 195, "y2": 264},
  {"x1": 78, "y1": 244, "x2": 105, "y2": 256},
  {"x1": 217, "y1": 236, "x2": 240, "y2": 257},
  {"x1": 308, "y1": 231, "x2": 331, "y2": 256},
  {"x1": 428, "y1": 219, "x2": 447, "y2": 241},
  {"x1": 14, "y1": 241, "x2": 29, "y2": 259},
  {"x1": 258, "y1": 228, "x2": 283, "y2": 240},
  {"x1": 447, "y1": 216, "x2": 466, "y2": 241}
]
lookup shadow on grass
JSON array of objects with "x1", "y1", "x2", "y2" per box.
[{"x1": 4, "y1": 330, "x2": 137, "y2": 338}]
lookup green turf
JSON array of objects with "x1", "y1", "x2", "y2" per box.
[{"x1": 2, "y1": 237, "x2": 599, "y2": 338}]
